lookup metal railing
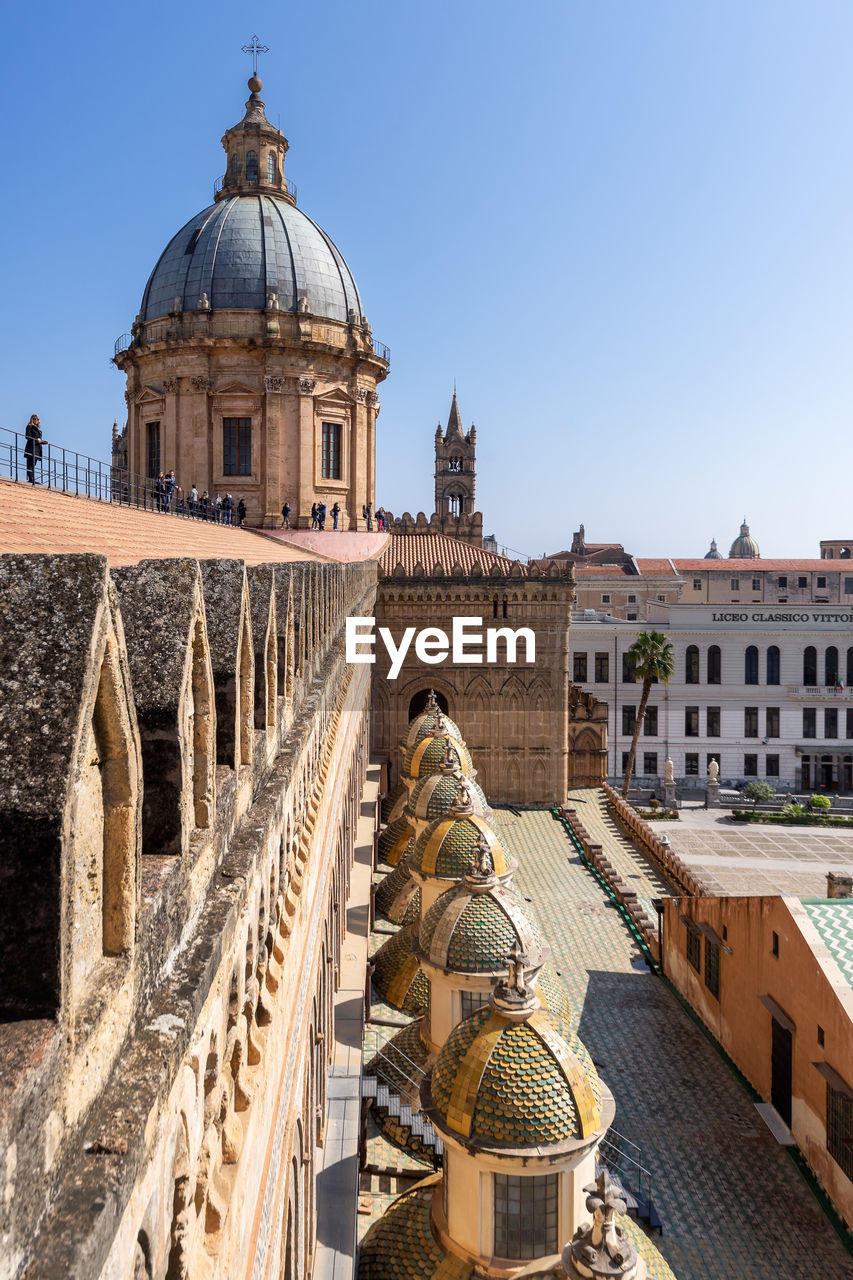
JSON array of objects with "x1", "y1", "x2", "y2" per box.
[
  {"x1": 0, "y1": 425, "x2": 243, "y2": 527},
  {"x1": 598, "y1": 1127, "x2": 654, "y2": 1219},
  {"x1": 214, "y1": 173, "x2": 298, "y2": 201},
  {"x1": 116, "y1": 324, "x2": 391, "y2": 365}
]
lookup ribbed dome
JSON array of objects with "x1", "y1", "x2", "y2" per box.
[
  {"x1": 417, "y1": 882, "x2": 546, "y2": 974},
  {"x1": 371, "y1": 924, "x2": 430, "y2": 1016},
  {"x1": 402, "y1": 704, "x2": 463, "y2": 756},
  {"x1": 402, "y1": 729, "x2": 473, "y2": 782},
  {"x1": 374, "y1": 862, "x2": 420, "y2": 926},
  {"x1": 377, "y1": 815, "x2": 414, "y2": 867},
  {"x1": 140, "y1": 194, "x2": 363, "y2": 322},
  {"x1": 428, "y1": 1003, "x2": 603, "y2": 1149},
  {"x1": 704, "y1": 538, "x2": 722, "y2": 560},
  {"x1": 409, "y1": 814, "x2": 512, "y2": 881},
  {"x1": 408, "y1": 770, "x2": 489, "y2": 824},
  {"x1": 728, "y1": 520, "x2": 760, "y2": 559}
]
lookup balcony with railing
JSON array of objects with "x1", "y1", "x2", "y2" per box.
[
  {"x1": 115, "y1": 317, "x2": 390, "y2": 365},
  {"x1": 213, "y1": 173, "x2": 297, "y2": 202},
  {"x1": 788, "y1": 684, "x2": 852, "y2": 700}
]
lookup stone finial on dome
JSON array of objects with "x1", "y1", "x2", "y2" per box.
[
  {"x1": 425, "y1": 688, "x2": 439, "y2": 714},
  {"x1": 563, "y1": 1170, "x2": 639, "y2": 1279},
  {"x1": 463, "y1": 833, "x2": 495, "y2": 889},
  {"x1": 448, "y1": 778, "x2": 475, "y2": 817},
  {"x1": 439, "y1": 742, "x2": 462, "y2": 775},
  {"x1": 491, "y1": 943, "x2": 539, "y2": 1021}
]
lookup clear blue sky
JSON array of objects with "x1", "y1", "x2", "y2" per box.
[{"x1": 2, "y1": 1, "x2": 851, "y2": 559}]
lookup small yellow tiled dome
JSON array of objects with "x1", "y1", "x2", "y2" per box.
[
  {"x1": 427, "y1": 1001, "x2": 603, "y2": 1150},
  {"x1": 408, "y1": 768, "x2": 489, "y2": 824},
  {"x1": 409, "y1": 813, "x2": 512, "y2": 882},
  {"x1": 417, "y1": 881, "x2": 547, "y2": 975},
  {"x1": 371, "y1": 924, "x2": 430, "y2": 1017}
]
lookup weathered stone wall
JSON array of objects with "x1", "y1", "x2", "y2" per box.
[
  {"x1": 372, "y1": 563, "x2": 575, "y2": 804},
  {"x1": 0, "y1": 551, "x2": 377, "y2": 1280}
]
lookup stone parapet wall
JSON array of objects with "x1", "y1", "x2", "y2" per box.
[
  {"x1": 602, "y1": 783, "x2": 710, "y2": 898},
  {"x1": 0, "y1": 551, "x2": 377, "y2": 1280}
]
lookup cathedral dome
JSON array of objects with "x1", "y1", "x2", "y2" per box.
[
  {"x1": 728, "y1": 520, "x2": 760, "y2": 559},
  {"x1": 401, "y1": 722, "x2": 474, "y2": 783},
  {"x1": 426, "y1": 999, "x2": 604, "y2": 1151},
  {"x1": 408, "y1": 768, "x2": 489, "y2": 825},
  {"x1": 417, "y1": 881, "x2": 547, "y2": 975},
  {"x1": 401, "y1": 693, "x2": 463, "y2": 756},
  {"x1": 409, "y1": 813, "x2": 512, "y2": 881},
  {"x1": 140, "y1": 194, "x2": 363, "y2": 323},
  {"x1": 370, "y1": 923, "x2": 430, "y2": 1016},
  {"x1": 704, "y1": 538, "x2": 722, "y2": 560}
]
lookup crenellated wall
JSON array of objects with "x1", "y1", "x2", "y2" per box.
[{"x1": 0, "y1": 551, "x2": 377, "y2": 1280}]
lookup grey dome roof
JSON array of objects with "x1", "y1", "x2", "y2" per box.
[
  {"x1": 729, "y1": 520, "x2": 760, "y2": 559},
  {"x1": 140, "y1": 194, "x2": 363, "y2": 323}
]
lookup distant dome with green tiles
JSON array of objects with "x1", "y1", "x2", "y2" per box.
[
  {"x1": 408, "y1": 769, "x2": 489, "y2": 824},
  {"x1": 401, "y1": 699, "x2": 463, "y2": 757},
  {"x1": 410, "y1": 814, "x2": 512, "y2": 882},
  {"x1": 417, "y1": 882, "x2": 547, "y2": 974},
  {"x1": 370, "y1": 923, "x2": 430, "y2": 1016},
  {"x1": 399, "y1": 732, "x2": 471, "y2": 778},
  {"x1": 427, "y1": 1002, "x2": 604, "y2": 1150}
]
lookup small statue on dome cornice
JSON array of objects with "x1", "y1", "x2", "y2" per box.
[{"x1": 562, "y1": 1170, "x2": 639, "y2": 1279}]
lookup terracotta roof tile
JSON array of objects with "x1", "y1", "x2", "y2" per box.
[
  {"x1": 0, "y1": 479, "x2": 326, "y2": 566},
  {"x1": 380, "y1": 534, "x2": 528, "y2": 577}
]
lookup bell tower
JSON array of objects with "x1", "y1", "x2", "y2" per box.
[{"x1": 434, "y1": 390, "x2": 476, "y2": 518}]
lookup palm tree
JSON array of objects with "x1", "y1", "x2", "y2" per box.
[{"x1": 621, "y1": 630, "x2": 675, "y2": 800}]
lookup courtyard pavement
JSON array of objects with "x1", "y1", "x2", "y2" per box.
[
  {"x1": 664, "y1": 802, "x2": 853, "y2": 897},
  {"x1": 492, "y1": 806, "x2": 853, "y2": 1280}
]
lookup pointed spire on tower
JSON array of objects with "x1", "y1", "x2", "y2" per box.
[{"x1": 445, "y1": 389, "x2": 464, "y2": 439}]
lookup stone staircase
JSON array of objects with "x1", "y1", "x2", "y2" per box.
[{"x1": 363, "y1": 1070, "x2": 444, "y2": 1166}]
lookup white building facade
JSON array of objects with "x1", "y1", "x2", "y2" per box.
[{"x1": 570, "y1": 604, "x2": 853, "y2": 792}]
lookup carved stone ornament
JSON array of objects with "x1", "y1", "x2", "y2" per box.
[
  {"x1": 365, "y1": 390, "x2": 377, "y2": 407},
  {"x1": 163, "y1": 377, "x2": 180, "y2": 393},
  {"x1": 190, "y1": 376, "x2": 212, "y2": 392},
  {"x1": 298, "y1": 378, "x2": 316, "y2": 395},
  {"x1": 355, "y1": 387, "x2": 369, "y2": 404},
  {"x1": 265, "y1": 376, "x2": 285, "y2": 393}
]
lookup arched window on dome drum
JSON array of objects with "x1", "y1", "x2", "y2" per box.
[
  {"x1": 246, "y1": 150, "x2": 259, "y2": 181},
  {"x1": 707, "y1": 645, "x2": 721, "y2": 684},
  {"x1": 267, "y1": 152, "x2": 276, "y2": 183},
  {"x1": 826, "y1": 646, "x2": 839, "y2": 686},
  {"x1": 745, "y1": 645, "x2": 759, "y2": 685},
  {"x1": 767, "y1": 645, "x2": 780, "y2": 685},
  {"x1": 230, "y1": 153, "x2": 237, "y2": 177},
  {"x1": 685, "y1": 645, "x2": 699, "y2": 684},
  {"x1": 804, "y1": 646, "x2": 817, "y2": 685}
]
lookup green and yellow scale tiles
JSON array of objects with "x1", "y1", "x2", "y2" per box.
[
  {"x1": 358, "y1": 1178, "x2": 676, "y2": 1280},
  {"x1": 802, "y1": 898, "x2": 853, "y2": 988}
]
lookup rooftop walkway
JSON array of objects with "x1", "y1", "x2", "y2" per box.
[
  {"x1": 0, "y1": 478, "x2": 329, "y2": 565},
  {"x1": 497, "y1": 807, "x2": 853, "y2": 1280},
  {"x1": 566, "y1": 786, "x2": 675, "y2": 918}
]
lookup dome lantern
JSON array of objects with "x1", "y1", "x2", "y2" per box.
[{"x1": 216, "y1": 70, "x2": 293, "y2": 205}]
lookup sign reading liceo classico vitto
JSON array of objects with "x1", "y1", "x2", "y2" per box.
[{"x1": 345, "y1": 616, "x2": 536, "y2": 679}]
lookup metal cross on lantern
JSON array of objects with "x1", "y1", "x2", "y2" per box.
[{"x1": 242, "y1": 35, "x2": 269, "y2": 76}]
